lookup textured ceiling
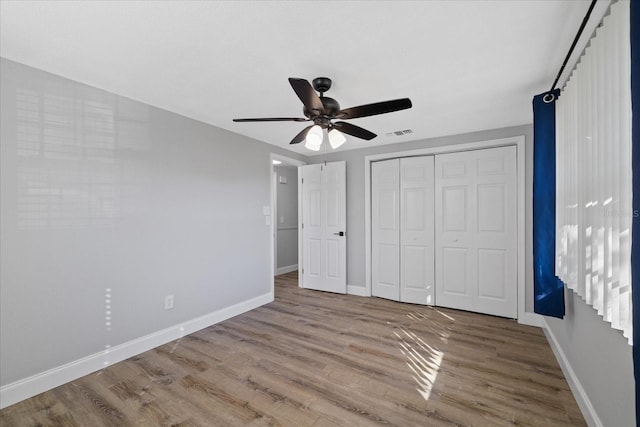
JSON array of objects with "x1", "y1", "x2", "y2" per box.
[{"x1": 0, "y1": 1, "x2": 597, "y2": 154}]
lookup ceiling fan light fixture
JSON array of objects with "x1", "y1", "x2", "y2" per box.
[
  {"x1": 234, "y1": 77, "x2": 411, "y2": 148},
  {"x1": 305, "y1": 125, "x2": 323, "y2": 151},
  {"x1": 328, "y1": 128, "x2": 346, "y2": 149},
  {"x1": 305, "y1": 140, "x2": 321, "y2": 151}
]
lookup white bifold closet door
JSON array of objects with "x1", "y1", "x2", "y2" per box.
[
  {"x1": 371, "y1": 159, "x2": 400, "y2": 300},
  {"x1": 435, "y1": 146, "x2": 517, "y2": 318},
  {"x1": 372, "y1": 156, "x2": 435, "y2": 305}
]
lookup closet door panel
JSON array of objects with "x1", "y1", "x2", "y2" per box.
[
  {"x1": 436, "y1": 154, "x2": 475, "y2": 311},
  {"x1": 435, "y1": 146, "x2": 517, "y2": 318},
  {"x1": 474, "y1": 147, "x2": 517, "y2": 317},
  {"x1": 442, "y1": 247, "x2": 469, "y2": 295},
  {"x1": 372, "y1": 159, "x2": 400, "y2": 301},
  {"x1": 400, "y1": 156, "x2": 435, "y2": 305}
]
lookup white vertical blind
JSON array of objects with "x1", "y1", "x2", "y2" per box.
[{"x1": 555, "y1": 0, "x2": 632, "y2": 343}]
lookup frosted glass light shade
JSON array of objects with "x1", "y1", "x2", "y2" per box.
[
  {"x1": 305, "y1": 125, "x2": 323, "y2": 151},
  {"x1": 328, "y1": 129, "x2": 346, "y2": 149}
]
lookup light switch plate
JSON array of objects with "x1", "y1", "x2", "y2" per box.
[{"x1": 262, "y1": 206, "x2": 270, "y2": 215}]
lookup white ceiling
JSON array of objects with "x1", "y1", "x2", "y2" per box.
[{"x1": 0, "y1": 0, "x2": 592, "y2": 155}]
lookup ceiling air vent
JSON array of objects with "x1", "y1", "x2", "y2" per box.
[{"x1": 386, "y1": 129, "x2": 413, "y2": 137}]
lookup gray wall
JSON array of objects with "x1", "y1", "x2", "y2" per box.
[
  {"x1": 275, "y1": 166, "x2": 298, "y2": 269},
  {"x1": 546, "y1": 291, "x2": 635, "y2": 427},
  {"x1": 0, "y1": 58, "x2": 305, "y2": 387},
  {"x1": 308, "y1": 125, "x2": 535, "y2": 310}
]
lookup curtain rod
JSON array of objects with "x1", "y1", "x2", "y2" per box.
[{"x1": 545, "y1": 0, "x2": 598, "y2": 102}]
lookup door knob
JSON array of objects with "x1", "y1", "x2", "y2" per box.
[{"x1": 334, "y1": 231, "x2": 345, "y2": 236}]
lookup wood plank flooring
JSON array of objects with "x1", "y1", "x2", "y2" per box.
[{"x1": 1, "y1": 272, "x2": 586, "y2": 426}]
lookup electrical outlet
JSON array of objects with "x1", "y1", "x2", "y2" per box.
[{"x1": 164, "y1": 294, "x2": 174, "y2": 310}]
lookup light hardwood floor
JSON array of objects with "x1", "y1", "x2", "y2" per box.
[{"x1": 1, "y1": 271, "x2": 585, "y2": 426}]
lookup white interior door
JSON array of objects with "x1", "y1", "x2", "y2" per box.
[
  {"x1": 372, "y1": 159, "x2": 400, "y2": 300},
  {"x1": 435, "y1": 146, "x2": 517, "y2": 318},
  {"x1": 400, "y1": 156, "x2": 435, "y2": 305},
  {"x1": 301, "y1": 162, "x2": 346, "y2": 294}
]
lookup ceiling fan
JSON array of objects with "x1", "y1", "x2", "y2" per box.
[{"x1": 233, "y1": 77, "x2": 412, "y2": 151}]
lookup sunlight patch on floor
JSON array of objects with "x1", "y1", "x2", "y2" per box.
[
  {"x1": 406, "y1": 310, "x2": 451, "y2": 343},
  {"x1": 395, "y1": 327, "x2": 444, "y2": 401}
]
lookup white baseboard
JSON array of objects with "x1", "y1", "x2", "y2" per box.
[
  {"x1": 542, "y1": 319, "x2": 602, "y2": 427},
  {"x1": 518, "y1": 311, "x2": 544, "y2": 327},
  {"x1": 276, "y1": 264, "x2": 298, "y2": 275},
  {"x1": 347, "y1": 285, "x2": 368, "y2": 297},
  {"x1": 0, "y1": 292, "x2": 273, "y2": 409}
]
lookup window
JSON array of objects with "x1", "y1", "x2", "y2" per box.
[{"x1": 555, "y1": 0, "x2": 632, "y2": 343}]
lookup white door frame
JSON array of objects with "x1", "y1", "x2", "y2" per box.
[
  {"x1": 270, "y1": 153, "x2": 306, "y2": 296},
  {"x1": 272, "y1": 170, "x2": 278, "y2": 274},
  {"x1": 364, "y1": 136, "x2": 540, "y2": 326}
]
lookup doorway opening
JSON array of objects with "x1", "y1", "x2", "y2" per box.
[{"x1": 270, "y1": 154, "x2": 305, "y2": 292}]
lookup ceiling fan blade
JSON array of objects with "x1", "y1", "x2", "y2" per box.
[
  {"x1": 289, "y1": 125, "x2": 314, "y2": 145},
  {"x1": 289, "y1": 78, "x2": 325, "y2": 115},
  {"x1": 233, "y1": 117, "x2": 309, "y2": 122},
  {"x1": 333, "y1": 121, "x2": 377, "y2": 141},
  {"x1": 336, "y1": 98, "x2": 412, "y2": 120}
]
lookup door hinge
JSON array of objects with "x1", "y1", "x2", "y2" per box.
[
  {"x1": 301, "y1": 178, "x2": 304, "y2": 184},
  {"x1": 321, "y1": 165, "x2": 323, "y2": 171},
  {"x1": 302, "y1": 268, "x2": 304, "y2": 274},
  {"x1": 302, "y1": 223, "x2": 304, "y2": 229}
]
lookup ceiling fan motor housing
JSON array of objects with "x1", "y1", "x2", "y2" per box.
[
  {"x1": 304, "y1": 96, "x2": 341, "y2": 126},
  {"x1": 312, "y1": 77, "x2": 332, "y2": 93}
]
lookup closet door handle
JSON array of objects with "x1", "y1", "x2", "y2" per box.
[{"x1": 334, "y1": 231, "x2": 345, "y2": 236}]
